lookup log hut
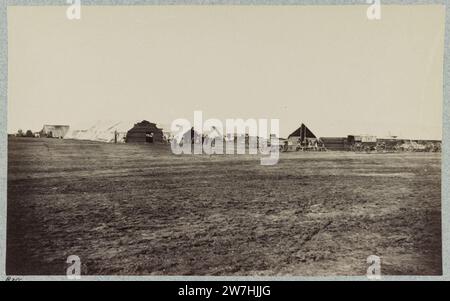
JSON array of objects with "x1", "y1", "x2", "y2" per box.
[{"x1": 125, "y1": 120, "x2": 164, "y2": 143}]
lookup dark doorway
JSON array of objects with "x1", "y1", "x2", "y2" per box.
[{"x1": 146, "y1": 132, "x2": 154, "y2": 143}]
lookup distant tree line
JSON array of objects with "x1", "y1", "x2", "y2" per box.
[{"x1": 13, "y1": 129, "x2": 35, "y2": 137}]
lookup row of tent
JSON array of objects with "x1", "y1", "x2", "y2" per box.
[
  {"x1": 39, "y1": 121, "x2": 316, "y2": 144},
  {"x1": 38, "y1": 121, "x2": 440, "y2": 151},
  {"x1": 39, "y1": 120, "x2": 166, "y2": 143},
  {"x1": 38, "y1": 121, "x2": 357, "y2": 147}
]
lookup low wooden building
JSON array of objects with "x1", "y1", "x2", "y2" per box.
[
  {"x1": 125, "y1": 120, "x2": 164, "y2": 143},
  {"x1": 321, "y1": 137, "x2": 349, "y2": 151}
]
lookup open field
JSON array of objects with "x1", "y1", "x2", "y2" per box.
[{"x1": 6, "y1": 137, "x2": 442, "y2": 276}]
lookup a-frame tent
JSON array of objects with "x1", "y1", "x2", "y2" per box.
[
  {"x1": 288, "y1": 123, "x2": 317, "y2": 143},
  {"x1": 180, "y1": 127, "x2": 203, "y2": 145}
]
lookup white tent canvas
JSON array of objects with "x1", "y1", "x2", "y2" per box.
[{"x1": 64, "y1": 120, "x2": 139, "y2": 143}]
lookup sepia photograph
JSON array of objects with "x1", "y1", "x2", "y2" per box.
[{"x1": 4, "y1": 3, "x2": 445, "y2": 278}]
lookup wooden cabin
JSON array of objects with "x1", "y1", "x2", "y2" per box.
[{"x1": 125, "y1": 120, "x2": 164, "y2": 143}]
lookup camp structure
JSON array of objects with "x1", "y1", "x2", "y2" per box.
[
  {"x1": 203, "y1": 126, "x2": 223, "y2": 141},
  {"x1": 179, "y1": 127, "x2": 203, "y2": 145},
  {"x1": 347, "y1": 134, "x2": 377, "y2": 151},
  {"x1": 320, "y1": 137, "x2": 348, "y2": 151},
  {"x1": 40, "y1": 125, "x2": 70, "y2": 138},
  {"x1": 64, "y1": 120, "x2": 138, "y2": 143},
  {"x1": 156, "y1": 123, "x2": 174, "y2": 142},
  {"x1": 125, "y1": 120, "x2": 164, "y2": 143},
  {"x1": 288, "y1": 123, "x2": 317, "y2": 144}
]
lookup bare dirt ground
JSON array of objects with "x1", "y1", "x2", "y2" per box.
[{"x1": 6, "y1": 137, "x2": 442, "y2": 276}]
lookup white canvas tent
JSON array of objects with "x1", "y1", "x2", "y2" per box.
[{"x1": 64, "y1": 120, "x2": 139, "y2": 143}]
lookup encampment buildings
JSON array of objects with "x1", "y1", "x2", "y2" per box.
[
  {"x1": 126, "y1": 120, "x2": 164, "y2": 143},
  {"x1": 40, "y1": 125, "x2": 70, "y2": 138}
]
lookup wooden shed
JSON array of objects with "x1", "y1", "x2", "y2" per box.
[{"x1": 125, "y1": 120, "x2": 164, "y2": 143}]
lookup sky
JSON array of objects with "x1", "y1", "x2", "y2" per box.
[{"x1": 7, "y1": 5, "x2": 445, "y2": 139}]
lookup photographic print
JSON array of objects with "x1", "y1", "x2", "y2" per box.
[{"x1": 3, "y1": 3, "x2": 446, "y2": 278}]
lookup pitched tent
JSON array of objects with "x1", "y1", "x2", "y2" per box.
[
  {"x1": 64, "y1": 120, "x2": 138, "y2": 143},
  {"x1": 288, "y1": 123, "x2": 316, "y2": 143},
  {"x1": 203, "y1": 126, "x2": 223, "y2": 140},
  {"x1": 176, "y1": 127, "x2": 203, "y2": 145},
  {"x1": 40, "y1": 125, "x2": 70, "y2": 138},
  {"x1": 126, "y1": 120, "x2": 164, "y2": 143}
]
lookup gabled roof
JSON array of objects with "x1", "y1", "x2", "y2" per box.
[
  {"x1": 288, "y1": 123, "x2": 316, "y2": 140},
  {"x1": 128, "y1": 120, "x2": 162, "y2": 132},
  {"x1": 204, "y1": 126, "x2": 223, "y2": 139},
  {"x1": 180, "y1": 127, "x2": 202, "y2": 143}
]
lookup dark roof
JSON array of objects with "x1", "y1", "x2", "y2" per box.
[
  {"x1": 132, "y1": 120, "x2": 159, "y2": 128},
  {"x1": 183, "y1": 127, "x2": 202, "y2": 139},
  {"x1": 127, "y1": 120, "x2": 163, "y2": 134},
  {"x1": 288, "y1": 123, "x2": 316, "y2": 140}
]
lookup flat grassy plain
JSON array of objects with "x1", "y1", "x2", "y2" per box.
[{"x1": 6, "y1": 137, "x2": 442, "y2": 275}]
